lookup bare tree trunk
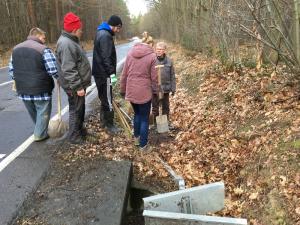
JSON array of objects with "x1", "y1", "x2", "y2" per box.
[
  {"x1": 4, "y1": 0, "x2": 10, "y2": 17},
  {"x1": 294, "y1": 0, "x2": 300, "y2": 62},
  {"x1": 55, "y1": 0, "x2": 60, "y2": 32},
  {"x1": 256, "y1": 30, "x2": 263, "y2": 71},
  {"x1": 27, "y1": 0, "x2": 37, "y2": 27}
]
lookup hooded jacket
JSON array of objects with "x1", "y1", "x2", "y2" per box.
[
  {"x1": 120, "y1": 43, "x2": 158, "y2": 104},
  {"x1": 92, "y1": 22, "x2": 116, "y2": 80}
]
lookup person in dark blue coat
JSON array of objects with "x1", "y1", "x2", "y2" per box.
[{"x1": 92, "y1": 15, "x2": 122, "y2": 134}]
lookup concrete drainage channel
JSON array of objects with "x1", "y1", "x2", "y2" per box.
[{"x1": 126, "y1": 156, "x2": 247, "y2": 225}]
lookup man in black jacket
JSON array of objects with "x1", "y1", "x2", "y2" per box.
[{"x1": 92, "y1": 15, "x2": 122, "y2": 133}]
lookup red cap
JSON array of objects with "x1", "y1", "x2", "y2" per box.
[{"x1": 63, "y1": 12, "x2": 82, "y2": 32}]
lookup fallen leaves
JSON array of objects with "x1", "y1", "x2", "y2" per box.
[
  {"x1": 55, "y1": 43, "x2": 300, "y2": 224},
  {"x1": 296, "y1": 207, "x2": 300, "y2": 215},
  {"x1": 249, "y1": 192, "x2": 259, "y2": 200}
]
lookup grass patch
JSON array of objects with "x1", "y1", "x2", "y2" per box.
[
  {"x1": 291, "y1": 139, "x2": 300, "y2": 149},
  {"x1": 241, "y1": 58, "x2": 257, "y2": 69}
]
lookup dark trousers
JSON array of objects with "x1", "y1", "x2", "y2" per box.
[
  {"x1": 67, "y1": 93, "x2": 85, "y2": 141},
  {"x1": 94, "y1": 77, "x2": 114, "y2": 127},
  {"x1": 131, "y1": 100, "x2": 151, "y2": 147},
  {"x1": 152, "y1": 93, "x2": 170, "y2": 119}
]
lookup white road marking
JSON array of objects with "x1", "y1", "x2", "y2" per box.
[
  {"x1": 0, "y1": 136, "x2": 34, "y2": 172},
  {"x1": 0, "y1": 56, "x2": 127, "y2": 173},
  {"x1": 0, "y1": 83, "x2": 97, "y2": 173},
  {"x1": 0, "y1": 154, "x2": 6, "y2": 159},
  {"x1": 0, "y1": 80, "x2": 13, "y2": 87}
]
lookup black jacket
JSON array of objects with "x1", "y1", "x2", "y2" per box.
[
  {"x1": 92, "y1": 22, "x2": 116, "y2": 80},
  {"x1": 157, "y1": 55, "x2": 176, "y2": 93}
]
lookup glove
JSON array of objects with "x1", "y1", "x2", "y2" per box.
[{"x1": 110, "y1": 74, "x2": 117, "y2": 86}]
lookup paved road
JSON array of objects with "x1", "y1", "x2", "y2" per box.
[
  {"x1": 0, "y1": 40, "x2": 138, "y2": 225},
  {"x1": 0, "y1": 41, "x2": 136, "y2": 164}
]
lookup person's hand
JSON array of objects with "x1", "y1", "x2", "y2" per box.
[
  {"x1": 77, "y1": 89, "x2": 85, "y2": 96},
  {"x1": 110, "y1": 74, "x2": 117, "y2": 86},
  {"x1": 12, "y1": 81, "x2": 16, "y2": 92}
]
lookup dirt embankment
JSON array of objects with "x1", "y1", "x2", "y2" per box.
[
  {"x1": 17, "y1": 43, "x2": 299, "y2": 225},
  {"x1": 166, "y1": 44, "x2": 300, "y2": 225}
]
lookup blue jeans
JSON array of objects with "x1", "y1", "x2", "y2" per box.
[
  {"x1": 131, "y1": 100, "x2": 151, "y2": 147},
  {"x1": 23, "y1": 100, "x2": 51, "y2": 139}
]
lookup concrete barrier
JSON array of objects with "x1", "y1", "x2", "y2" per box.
[
  {"x1": 143, "y1": 210, "x2": 247, "y2": 225},
  {"x1": 144, "y1": 182, "x2": 224, "y2": 215}
]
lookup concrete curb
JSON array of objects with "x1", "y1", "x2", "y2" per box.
[
  {"x1": 144, "y1": 182, "x2": 225, "y2": 215},
  {"x1": 143, "y1": 211, "x2": 247, "y2": 225}
]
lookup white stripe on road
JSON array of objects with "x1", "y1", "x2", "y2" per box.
[
  {"x1": 0, "y1": 56, "x2": 127, "y2": 173},
  {"x1": 0, "y1": 82, "x2": 96, "y2": 173},
  {"x1": 0, "y1": 80, "x2": 13, "y2": 87},
  {"x1": 0, "y1": 154, "x2": 6, "y2": 159},
  {"x1": 0, "y1": 136, "x2": 34, "y2": 172}
]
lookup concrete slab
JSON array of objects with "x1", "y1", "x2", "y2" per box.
[
  {"x1": 16, "y1": 159, "x2": 132, "y2": 225},
  {"x1": 144, "y1": 182, "x2": 224, "y2": 215},
  {"x1": 143, "y1": 210, "x2": 247, "y2": 225}
]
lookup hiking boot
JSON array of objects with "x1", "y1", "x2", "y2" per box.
[
  {"x1": 69, "y1": 136, "x2": 85, "y2": 145},
  {"x1": 106, "y1": 125, "x2": 121, "y2": 134}
]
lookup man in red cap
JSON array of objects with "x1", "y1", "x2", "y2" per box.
[
  {"x1": 92, "y1": 15, "x2": 122, "y2": 134},
  {"x1": 56, "y1": 12, "x2": 91, "y2": 144}
]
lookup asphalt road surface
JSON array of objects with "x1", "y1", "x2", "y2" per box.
[{"x1": 0, "y1": 41, "x2": 136, "y2": 164}]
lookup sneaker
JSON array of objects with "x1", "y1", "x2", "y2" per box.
[
  {"x1": 34, "y1": 135, "x2": 50, "y2": 142},
  {"x1": 69, "y1": 137, "x2": 85, "y2": 145},
  {"x1": 81, "y1": 128, "x2": 88, "y2": 137},
  {"x1": 134, "y1": 137, "x2": 140, "y2": 146}
]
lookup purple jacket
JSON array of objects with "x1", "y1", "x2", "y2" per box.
[{"x1": 120, "y1": 43, "x2": 158, "y2": 104}]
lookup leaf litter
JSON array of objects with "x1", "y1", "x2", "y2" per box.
[{"x1": 18, "y1": 43, "x2": 299, "y2": 225}]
